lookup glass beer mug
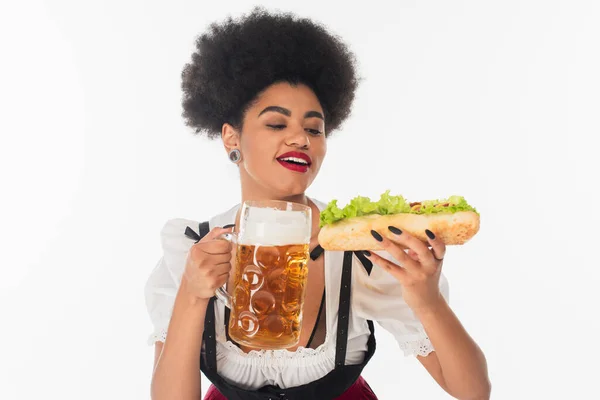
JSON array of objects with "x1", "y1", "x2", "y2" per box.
[{"x1": 217, "y1": 200, "x2": 312, "y2": 350}]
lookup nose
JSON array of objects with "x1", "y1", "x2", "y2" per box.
[{"x1": 285, "y1": 127, "x2": 310, "y2": 149}]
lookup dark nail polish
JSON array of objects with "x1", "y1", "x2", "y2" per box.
[
  {"x1": 370, "y1": 230, "x2": 383, "y2": 242},
  {"x1": 388, "y1": 226, "x2": 403, "y2": 235},
  {"x1": 363, "y1": 250, "x2": 371, "y2": 257},
  {"x1": 425, "y1": 229, "x2": 436, "y2": 240},
  {"x1": 223, "y1": 223, "x2": 235, "y2": 229}
]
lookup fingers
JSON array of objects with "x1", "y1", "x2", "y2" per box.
[
  {"x1": 369, "y1": 229, "x2": 422, "y2": 273},
  {"x1": 370, "y1": 227, "x2": 446, "y2": 274},
  {"x1": 191, "y1": 232, "x2": 233, "y2": 257},
  {"x1": 192, "y1": 251, "x2": 231, "y2": 267},
  {"x1": 187, "y1": 225, "x2": 234, "y2": 277},
  {"x1": 407, "y1": 249, "x2": 420, "y2": 261},
  {"x1": 190, "y1": 243, "x2": 231, "y2": 262},
  {"x1": 363, "y1": 250, "x2": 407, "y2": 282},
  {"x1": 184, "y1": 226, "x2": 235, "y2": 299},
  {"x1": 210, "y1": 261, "x2": 232, "y2": 277},
  {"x1": 188, "y1": 268, "x2": 230, "y2": 292},
  {"x1": 205, "y1": 262, "x2": 231, "y2": 289},
  {"x1": 184, "y1": 253, "x2": 232, "y2": 293},
  {"x1": 425, "y1": 229, "x2": 446, "y2": 262},
  {"x1": 383, "y1": 226, "x2": 435, "y2": 267},
  {"x1": 203, "y1": 226, "x2": 234, "y2": 242},
  {"x1": 186, "y1": 249, "x2": 231, "y2": 271}
]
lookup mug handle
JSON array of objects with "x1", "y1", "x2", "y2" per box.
[{"x1": 215, "y1": 232, "x2": 236, "y2": 309}]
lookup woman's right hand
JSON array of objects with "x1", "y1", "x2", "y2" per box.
[{"x1": 182, "y1": 226, "x2": 233, "y2": 300}]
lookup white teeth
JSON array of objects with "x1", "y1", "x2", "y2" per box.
[{"x1": 280, "y1": 157, "x2": 308, "y2": 165}]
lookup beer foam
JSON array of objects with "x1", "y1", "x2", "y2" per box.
[{"x1": 239, "y1": 207, "x2": 311, "y2": 245}]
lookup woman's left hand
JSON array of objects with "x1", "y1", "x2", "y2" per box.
[{"x1": 363, "y1": 227, "x2": 446, "y2": 314}]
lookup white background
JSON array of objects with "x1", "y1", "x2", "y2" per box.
[{"x1": 1, "y1": 0, "x2": 598, "y2": 399}]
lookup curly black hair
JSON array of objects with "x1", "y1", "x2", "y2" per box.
[{"x1": 181, "y1": 7, "x2": 359, "y2": 138}]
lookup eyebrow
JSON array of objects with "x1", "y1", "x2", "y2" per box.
[{"x1": 258, "y1": 106, "x2": 324, "y2": 120}]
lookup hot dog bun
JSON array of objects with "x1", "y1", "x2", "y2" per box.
[
  {"x1": 317, "y1": 191, "x2": 480, "y2": 251},
  {"x1": 318, "y1": 210, "x2": 480, "y2": 251}
]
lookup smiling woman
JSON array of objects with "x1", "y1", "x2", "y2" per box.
[
  {"x1": 221, "y1": 82, "x2": 328, "y2": 199},
  {"x1": 145, "y1": 6, "x2": 490, "y2": 400}
]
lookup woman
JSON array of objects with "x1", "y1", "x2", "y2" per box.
[{"x1": 145, "y1": 7, "x2": 491, "y2": 400}]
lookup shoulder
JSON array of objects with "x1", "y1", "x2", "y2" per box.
[
  {"x1": 159, "y1": 203, "x2": 240, "y2": 249},
  {"x1": 160, "y1": 217, "x2": 200, "y2": 240},
  {"x1": 158, "y1": 218, "x2": 200, "y2": 257}
]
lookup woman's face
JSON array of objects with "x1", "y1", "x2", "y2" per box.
[{"x1": 223, "y1": 82, "x2": 327, "y2": 200}]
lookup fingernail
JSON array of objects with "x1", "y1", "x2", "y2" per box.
[
  {"x1": 370, "y1": 230, "x2": 383, "y2": 242},
  {"x1": 223, "y1": 223, "x2": 235, "y2": 229},
  {"x1": 388, "y1": 226, "x2": 402, "y2": 235},
  {"x1": 425, "y1": 229, "x2": 436, "y2": 240},
  {"x1": 363, "y1": 250, "x2": 371, "y2": 257}
]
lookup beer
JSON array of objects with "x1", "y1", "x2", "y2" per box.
[
  {"x1": 215, "y1": 199, "x2": 312, "y2": 350},
  {"x1": 228, "y1": 243, "x2": 310, "y2": 349}
]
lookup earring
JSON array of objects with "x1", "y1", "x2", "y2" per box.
[{"x1": 228, "y1": 148, "x2": 241, "y2": 163}]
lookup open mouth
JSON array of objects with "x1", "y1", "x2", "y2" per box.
[{"x1": 276, "y1": 152, "x2": 312, "y2": 173}]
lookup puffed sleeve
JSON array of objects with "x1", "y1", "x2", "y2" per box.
[
  {"x1": 144, "y1": 218, "x2": 198, "y2": 345},
  {"x1": 352, "y1": 250, "x2": 450, "y2": 357}
]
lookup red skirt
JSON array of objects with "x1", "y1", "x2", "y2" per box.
[{"x1": 204, "y1": 375, "x2": 378, "y2": 399}]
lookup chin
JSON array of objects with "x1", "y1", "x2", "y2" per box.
[{"x1": 271, "y1": 180, "x2": 312, "y2": 199}]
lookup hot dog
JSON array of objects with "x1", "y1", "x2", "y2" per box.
[{"x1": 318, "y1": 191, "x2": 480, "y2": 251}]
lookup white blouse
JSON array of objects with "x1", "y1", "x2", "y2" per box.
[{"x1": 144, "y1": 198, "x2": 449, "y2": 390}]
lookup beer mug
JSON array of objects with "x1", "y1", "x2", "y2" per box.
[{"x1": 217, "y1": 200, "x2": 312, "y2": 350}]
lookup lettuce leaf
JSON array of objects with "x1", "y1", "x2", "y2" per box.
[{"x1": 319, "y1": 191, "x2": 478, "y2": 227}]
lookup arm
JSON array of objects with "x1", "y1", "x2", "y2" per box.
[
  {"x1": 151, "y1": 279, "x2": 208, "y2": 400},
  {"x1": 414, "y1": 296, "x2": 490, "y2": 400},
  {"x1": 364, "y1": 228, "x2": 490, "y2": 400},
  {"x1": 148, "y1": 224, "x2": 232, "y2": 400}
]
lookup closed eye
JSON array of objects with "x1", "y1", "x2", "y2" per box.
[{"x1": 267, "y1": 125, "x2": 323, "y2": 135}]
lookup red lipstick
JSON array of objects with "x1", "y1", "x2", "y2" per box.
[{"x1": 276, "y1": 151, "x2": 312, "y2": 173}]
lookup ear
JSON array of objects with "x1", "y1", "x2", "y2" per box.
[{"x1": 221, "y1": 123, "x2": 240, "y2": 153}]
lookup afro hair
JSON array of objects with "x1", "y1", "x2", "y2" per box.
[{"x1": 181, "y1": 7, "x2": 359, "y2": 138}]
